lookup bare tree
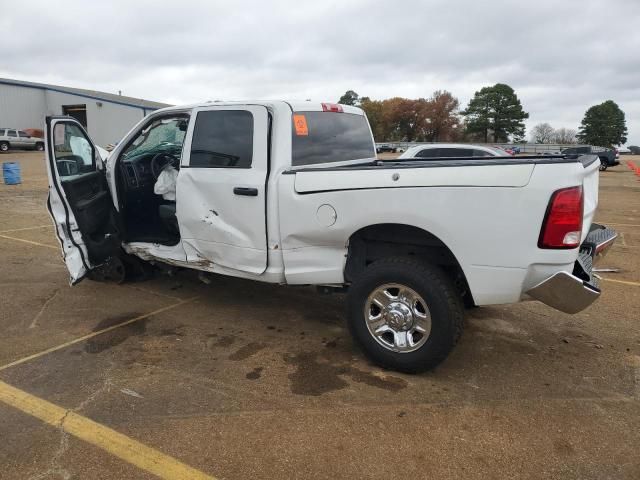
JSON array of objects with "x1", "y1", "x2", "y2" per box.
[
  {"x1": 552, "y1": 127, "x2": 577, "y2": 144},
  {"x1": 531, "y1": 123, "x2": 555, "y2": 143}
]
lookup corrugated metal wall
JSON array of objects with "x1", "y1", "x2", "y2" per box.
[
  {"x1": 0, "y1": 83, "x2": 47, "y2": 130},
  {"x1": 0, "y1": 84, "x2": 149, "y2": 146}
]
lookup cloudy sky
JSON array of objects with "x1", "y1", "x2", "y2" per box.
[{"x1": 1, "y1": 0, "x2": 638, "y2": 143}]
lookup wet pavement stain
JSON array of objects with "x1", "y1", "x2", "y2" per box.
[
  {"x1": 246, "y1": 367, "x2": 264, "y2": 380},
  {"x1": 285, "y1": 352, "x2": 349, "y2": 396},
  {"x1": 85, "y1": 318, "x2": 147, "y2": 354},
  {"x1": 229, "y1": 342, "x2": 266, "y2": 361},
  {"x1": 284, "y1": 351, "x2": 408, "y2": 396}
]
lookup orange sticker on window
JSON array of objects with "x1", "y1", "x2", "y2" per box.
[{"x1": 293, "y1": 114, "x2": 308, "y2": 136}]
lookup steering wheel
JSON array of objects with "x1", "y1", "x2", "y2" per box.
[{"x1": 151, "y1": 153, "x2": 180, "y2": 180}]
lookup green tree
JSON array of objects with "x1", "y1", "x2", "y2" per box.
[
  {"x1": 462, "y1": 83, "x2": 529, "y2": 142},
  {"x1": 576, "y1": 100, "x2": 627, "y2": 147},
  {"x1": 338, "y1": 90, "x2": 360, "y2": 106}
]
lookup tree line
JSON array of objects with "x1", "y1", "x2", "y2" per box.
[{"x1": 338, "y1": 86, "x2": 628, "y2": 147}]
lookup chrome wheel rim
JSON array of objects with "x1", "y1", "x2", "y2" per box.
[{"x1": 364, "y1": 283, "x2": 431, "y2": 353}]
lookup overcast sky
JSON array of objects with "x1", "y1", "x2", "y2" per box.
[{"x1": 1, "y1": 0, "x2": 638, "y2": 143}]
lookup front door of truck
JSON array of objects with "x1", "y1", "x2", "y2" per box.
[
  {"x1": 177, "y1": 105, "x2": 269, "y2": 275},
  {"x1": 45, "y1": 116, "x2": 119, "y2": 284}
]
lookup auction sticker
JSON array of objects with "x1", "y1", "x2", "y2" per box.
[{"x1": 293, "y1": 114, "x2": 308, "y2": 136}]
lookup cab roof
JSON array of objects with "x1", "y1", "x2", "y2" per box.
[{"x1": 154, "y1": 100, "x2": 364, "y2": 115}]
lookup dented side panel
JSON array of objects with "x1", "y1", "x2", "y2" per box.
[{"x1": 175, "y1": 105, "x2": 270, "y2": 275}]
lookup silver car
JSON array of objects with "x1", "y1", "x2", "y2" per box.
[{"x1": 0, "y1": 128, "x2": 45, "y2": 152}]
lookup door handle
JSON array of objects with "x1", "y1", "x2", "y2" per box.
[{"x1": 233, "y1": 187, "x2": 258, "y2": 196}]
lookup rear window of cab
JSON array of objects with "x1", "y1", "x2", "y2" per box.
[{"x1": 291, "y1": 111, "x2": 375, "y2": 166}]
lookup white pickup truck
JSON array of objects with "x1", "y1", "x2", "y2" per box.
[{"x1": 45, "y1": 101, "x2": 617, "y2": 372}]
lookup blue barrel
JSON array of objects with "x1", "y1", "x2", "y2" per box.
[{"x1": 3, "y1": 162, "x2": 21, "y2": 185}]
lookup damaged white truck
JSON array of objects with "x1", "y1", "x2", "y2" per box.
[{"x1": 45, "y1": 101, "x2": 617, "y2": 372}]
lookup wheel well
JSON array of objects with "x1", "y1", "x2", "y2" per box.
[{"x1": 345, "y1": 224, "x2": 474, "y2": 304}]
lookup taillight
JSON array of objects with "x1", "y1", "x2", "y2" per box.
[
  {"x1": 321, "y1": 102, "x2": 343, "y2": 113},
  {"x1": 538, "y1": 186, "x2": 583, "y2": 249}
]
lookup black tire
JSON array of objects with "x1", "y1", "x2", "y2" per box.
[
  {"x1": 0, "y1": 141, "x2": 9, "y2": 152},
  {"x1": 599, "y1": 158, "x2": 608, "y2": 171},
  {"x1": 35, "y1": 142, "x2": 44, "y2": 151},
  {"x1": 347, "y1": 257, "x2": 464, "y2": 373}
]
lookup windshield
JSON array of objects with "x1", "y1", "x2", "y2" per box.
[
  {"x1": 122, "y1": 116, "x2": 188, "y2": 160},
  {"x1": 291, "y1": 112, "x2": 375, "y2": 166}
]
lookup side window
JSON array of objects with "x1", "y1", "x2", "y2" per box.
[
  {"x1": 440, "y1": 148, "x2": 473, "y2": 157},
  {"x1": 473, "y1": 149, "x2": 493, "y2": 157},
  {"x1": 52, "y1": 122, "x2": 95, "y2": 178},
  {"x1": 416, "y1": 148, "x2": 439, "y2": 158},
  {"x1": 190, "y1": 110, "x2": 253, "y2": 168},
  {"x1": 7, "y1": 130, "x2": 17, "y2": 137},
  {"x1": 18, "y1": 131, "x2": 29, "y2": 138}
]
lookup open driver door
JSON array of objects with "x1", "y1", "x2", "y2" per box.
[{"x1": 45, "y1": 116, "x2": 120, "y2": 284}]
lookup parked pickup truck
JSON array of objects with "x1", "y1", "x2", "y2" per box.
[
  {"x1": 45, "y1": 101, "x2": 617, "y2": 372},
  {"x1": 561, "y1": 145, "x2": 619, "y2": 171}
]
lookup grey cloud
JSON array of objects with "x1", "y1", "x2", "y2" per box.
[{"x1": 1, "y1": 0, "x2": 638, "y2": 142}]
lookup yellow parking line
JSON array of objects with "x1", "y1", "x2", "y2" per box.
[
  {"x1": 0, "y1": 224, "x2": 51, "y2": 234},
  {"x1": 0, "y1": 380, "x2": 216, "y2": 479},
  {"x1": 601, "y1": 277, "x2": 640, "y2": 287},
  {"x1": 0, "y1": 297, "x2": 198, "y2": 372},
  {"x1": 0, "y1": 233, "x2": 59, "y2": 250}
]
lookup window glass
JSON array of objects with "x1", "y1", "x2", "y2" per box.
[
  {"x1": 18, "y1": 131, "x2": 29, "y2": 137},
  {"x1": 439, "y1": 148, "x2": 474, "y2": 157},
  {"x1": 473, "y1": 149, "x2": 494, "y2": 157},
  {"x1": 52, "y1": 122, "x2": 95, "y2": 178},
  {"x1": 7, "y1": 130, "x2": 17, "y2": 137},
  {"x1": 122, "y1": 116, "x2": 188, "y2": 160},
  {"x1": 292, "y1": 112, "x2": 375, "y2": 166},
  {"x1": 416, "y1": 148, "x2": 439, "y2": 158},
  {"x1": 190, "y1": 110, "x2": 254, "y2": 168}
]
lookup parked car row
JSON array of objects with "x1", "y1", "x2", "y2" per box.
[{"x1": 0, "y1": 128, "x2": 44, "y2": 152}]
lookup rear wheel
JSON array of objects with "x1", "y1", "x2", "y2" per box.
[
  {"x1": 35, "y1": 142, "x2": 44, "y2": 151},
  {"x1": 0, "y1": 142, "x2": 9, "y2": 152},
  {"x1": 347, "y1": 257, "x2": 464, "y2": 373},
  {"x1": 599, "y1": 158, "x2": 608, "y2": 171}
]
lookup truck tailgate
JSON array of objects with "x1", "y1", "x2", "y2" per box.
[{"x1": 580, "y1": 155, "x2": 600, "y2": 241}]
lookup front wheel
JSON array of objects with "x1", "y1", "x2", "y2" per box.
[
  {"x1": 0, "y1": 142, "x2": 9, "y2": 152},
  {"x1": 347, "y1": 257, "x2": 464, "y2": 373}
]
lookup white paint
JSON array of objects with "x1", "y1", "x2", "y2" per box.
[{"x1": 294, "y1": 163, "x2": 534, "y2": 193}]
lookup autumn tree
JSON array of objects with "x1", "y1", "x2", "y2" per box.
[
  {"x1": 423, "y1": 90, "x2": 460, "y2": 142},
  {"x1": 360, "y1": 97, "x2": 385, "y2": 140},
  {"x1": 462, "y1": 83, "x2": 529, "y2": 142},
  {"x1": 577, "y1": 100, "x2": 627, "y2": 147},
  {"x1": 531, "y1": 123, "x2": 555, "y2": 143},
  {"x1": 338, "y1": 90, "x2": 360, "y2": 106}
]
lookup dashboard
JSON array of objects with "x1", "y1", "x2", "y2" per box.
[{"x1": 121, "y1": 155, "x2": 155, "y2": 190}]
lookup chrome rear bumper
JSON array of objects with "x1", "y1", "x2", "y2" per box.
[{"x1": 526, "y1": 224, "x2": 617, "y2": 314}]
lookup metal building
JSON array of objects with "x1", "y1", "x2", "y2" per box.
[{"x1": 0, "y1": 77, "x2": 169, "y2": 146}]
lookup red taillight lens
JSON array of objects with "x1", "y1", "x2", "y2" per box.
[
  {"x1": 538, "y1": 186, "x2": 583, "y2": 249},
  {"x1": 321, "y1": 102, "x2": 343, "y2": 113}
]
